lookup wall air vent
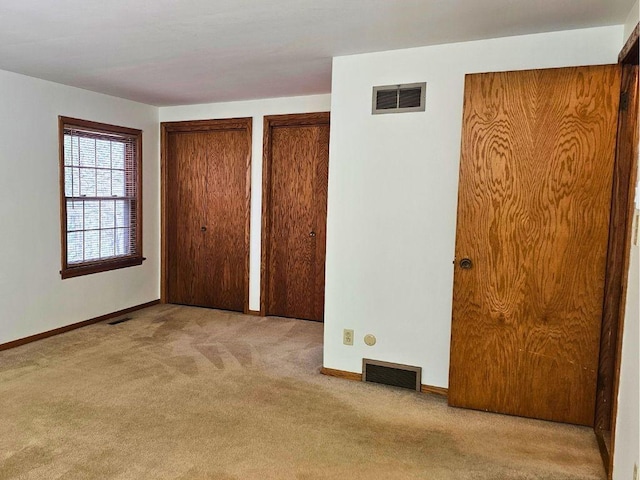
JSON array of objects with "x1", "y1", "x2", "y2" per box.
[
  {"x1": 372, "y1": 82, "x2": 426, "y2": 114},
  {"x1": 362, "y1": 359, "x2": 422, "y2": 391}
]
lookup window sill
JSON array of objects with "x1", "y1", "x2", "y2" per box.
[{"x1": 60, "y1": 256, "x2": 145, "y2": 279}]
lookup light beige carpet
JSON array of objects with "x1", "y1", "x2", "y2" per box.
[{"x1": 0, "y1": 304, "x2": 605, "y2": 479}]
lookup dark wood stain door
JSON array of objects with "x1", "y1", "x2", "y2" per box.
[
  {"x1": 262, "y1": 113, "x2": 330, "y2": 321},
  {"x1": 167, "y1": 131, "x2": 208, "y2": 307},
  {"x1": 449, "y1": 66, "x2": 621, "y2": 426},
  {"x1": 165, "y1": 119, "x2": 251, "y2": 312}
]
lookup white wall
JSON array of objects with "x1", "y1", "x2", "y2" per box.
[
  {"x1": 0, "y1": 69, "x2": 160, "y2": 345},
  {"x1": 614, "y1": 213, "x2": 639, "y2": 479},
  {"x1": 624, "y1": 0, "x2": 639, "y2": 41},
  {"x1": 159, "y1": 94, "x2": 332, "y2": 311},
  {"x1": 324, "y1": 25, "x2": 624, "y2": 388}
]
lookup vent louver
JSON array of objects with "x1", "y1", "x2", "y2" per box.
[
  {"x1": 108, "y1": 316, "x2": 133, "y2": 325},
  {"x1": 362, "y1": 359, "x2": 422, "y2": 391},
  {"x1": 372, "y1": 82, "x2": 426, "y2": 114},
  {"x1": 375, "y1": 89, "x2": 399, "y2": 110}
]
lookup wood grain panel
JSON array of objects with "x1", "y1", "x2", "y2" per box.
[
  {"x1": 449, "y1": 65, "x2": 621, "y2": 426},
  {"x1": 203, "y1": 129, "x2": 249, "y2": 311},
  {"x1": 163, "y1": 118, "x2": 251, "y2": 312},
  {"x1": 167, "y1": 131, "x2": 208, "y2": 306},
  {"x1": 314, "y1": 124, "x2": 330, "y2": 318},
  {"x1": 261, "y1": 113, "x2": 330, "y2": 321}
]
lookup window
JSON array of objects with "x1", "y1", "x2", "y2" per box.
[{"x1": 59, "y1": 117, "x2": 143, "y2": 278}]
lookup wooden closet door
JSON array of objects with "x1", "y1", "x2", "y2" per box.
[
  {"x1": 165, "y1": 119, "x2": 250, "y2": 312},
  {"x1": 203, "y1": 129, "x2": 250, "y2": 312},
  {"x1": 167, "y1": 131, "x2": 209, "y2": 307},
  {"x1": 262, "y1": 113, "x2": 330, "y2": 321},
  {"x1": 448, "y1": 65, "x2": 621, "y2": 426}
]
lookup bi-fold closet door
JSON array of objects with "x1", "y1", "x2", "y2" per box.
[
  {"x1": 163, "y1": 118, "x2": 251, "y2": 312},
  {"x1": 162, "y1": 114, "x2": 331, "y2": 321}
]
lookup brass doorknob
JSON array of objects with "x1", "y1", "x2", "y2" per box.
[{"x1": 460, "y1": 258, "x2": 473, "y2": 269}]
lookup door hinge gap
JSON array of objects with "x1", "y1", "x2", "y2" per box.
[{"x1": 620, "y1": 91, "x2": 629, "y2": 111}]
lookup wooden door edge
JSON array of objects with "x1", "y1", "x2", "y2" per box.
[
  {"x1": 448, "y1": 74, "x2": 474, "y2": 408},
  {"x1": 161, "y1": 117, "x2": 253, "y2": 313},
  {"x1": 595, "y1": 428, "x2": 611, "y2": 477},
  {"x1": 595, "y1": 65, "x2": 629, "y2": 432},
  {"x1": 160, "y1": 122, "x2": 169, "y2": 304},
  {"x1": 259, "y1": 112, "x2": 330, "y2": 316},
  {"x1": 607, "y1": 64, "x2": 639, "y2": 479},
  {"x1": 243, "y1": 119, "x2": 253, "y2": 314},
  {"x1": 259, "y1": 116, "x2": 272, "y2": 317}
]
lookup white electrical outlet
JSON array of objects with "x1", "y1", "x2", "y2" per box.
[{"x1": 343, "y1": 329, "x2": 354, "y2": 346}]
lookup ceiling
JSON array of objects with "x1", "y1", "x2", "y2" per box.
[{"x1": 0, "y1": 0, "x2": 634, "y2": 106}]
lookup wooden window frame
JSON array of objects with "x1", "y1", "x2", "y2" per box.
[{"x1": 58, "y1": 116, "x2": 144, "y2": 279}]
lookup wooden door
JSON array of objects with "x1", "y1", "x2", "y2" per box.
[
  {"x1": 166, "y1": 131, "x2": 208, "y2": 307},
  {"x1": 164, "y1": 119, "x2": 251, "y2": 312},
  {"x1": 449, "y1": 65, "x2": 621, "y2": 426},
  {"x1": 261, "y1": 113, "x2": 330, "y2": 321}
]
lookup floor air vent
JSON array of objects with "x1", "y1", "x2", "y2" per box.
[
  {"x1": 108, "y1": 317, "x2": 132, "y2": 325},
  {"x1": 362, "y1": 359, "x2": 421, "y2": 391}
]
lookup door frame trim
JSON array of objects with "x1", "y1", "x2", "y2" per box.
[
  {"x1": 260, "y1": 112, "x2": 330, "y2": 316},
  {"x1": 160, "y1": 117, "x2": 253, "y2": 313},
  {"x1": 596, "y1": 24, "x2": 639, "y2": 479}
]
